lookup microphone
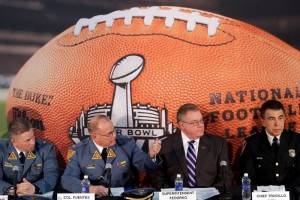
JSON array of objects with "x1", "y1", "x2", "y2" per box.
[
  {"x1": 218, "y1": 161, "x2": 232, "y2": 200},
  {"x1": 105, "y1": 163, "x2": 112, "y2": 186},
  {"x1": 12, "y1": 165, "x2": 19, "y2": 199},
  {"x1": 105, "y1": 163, "x2": 112, "y2": 197},
  {"x1": 220, "y1": 160, "x2": 227, "y2": 173}
]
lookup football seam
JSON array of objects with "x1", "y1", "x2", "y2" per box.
[{"x1": 58, "y1": 30, "x2": 236, "y2": 47}]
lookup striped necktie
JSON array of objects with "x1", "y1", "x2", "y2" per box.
[{"x1": 186, "y1": 140, "x2": 197, "y2": 187}]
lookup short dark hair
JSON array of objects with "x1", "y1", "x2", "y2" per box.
[
  {"x1": 88, "y1": 115, "x2": 110, "y2": 133},
  {"x1": 176, "y1": 103, "x2": 200, "y2": 123},
  {"x1": 261, "y1": 100, "x2": 285, "y2": 119},
  {"x1": 9, "y1": 118, "x2": 32, "y2": 137}
]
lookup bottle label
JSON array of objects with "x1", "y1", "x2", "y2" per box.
[
  {"x1": 82, "y1": 185, "x2": 89, "y2": 193},
  {"x1": 175, "y1": 184, "x2": 183, "y2": 191},
  {"x1": 242, "y1": 184, "x2": 250, "y2": 190}
]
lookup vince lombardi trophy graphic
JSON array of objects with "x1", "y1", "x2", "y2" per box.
[{"x1": 109, "y1": 55, "x2": 145, "y2": 127}]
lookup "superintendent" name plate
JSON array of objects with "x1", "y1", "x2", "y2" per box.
[{"x1": 159, "y1": 191, "x2": 196, "y2": 200}]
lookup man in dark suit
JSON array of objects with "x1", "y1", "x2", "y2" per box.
[
  {"x1": 150, "y1": 103, "x2": 233, "y2": 189},
  {"x1": 240, "y1": 100, "x2": 300, "y2": 188},
  {"x1": 61, "y1": 115, "x2": 161, "y2": 197},
  {"x1": 0, "y1": 118, "x2": 59, "y2": 196}
]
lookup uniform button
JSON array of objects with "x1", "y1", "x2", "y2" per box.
[
  {"x1": 258, "y1": 165, "x2": 261, "y2": 168},
  {"x1": 276, "y1": 174, "x2": 279, "y2": 177},
  {"x1": 275, "y1": 162, "x2": 279, "y2": 166}
]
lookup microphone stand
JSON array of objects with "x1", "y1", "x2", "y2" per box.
[
  {"x1": 218, "y1": 169, "x2": 232, "y2": 200},
  {"x1": 13, "y1": 173, "x2": 18, "y2": 200},
  {"x1": 107, "y1": 180, "x2": 111, "y2": 197}
]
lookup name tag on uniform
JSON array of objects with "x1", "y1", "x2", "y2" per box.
[
  {"x1": 57, "y1": 193, "x2": 95, "y2": 200},
  {"x1": 252, "y1": 192, "x2": 289, "y2": 200}
]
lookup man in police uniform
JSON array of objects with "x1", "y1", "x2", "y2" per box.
[
  {"x1": 240, "y1": 100, "x2": 300, "y2": 189},
  {"x1": 0, "y1": 118, "x2": 59, "y2": 195},
  {"x1": 61, "y1": 115, "x2": 161, "y2": 197}
]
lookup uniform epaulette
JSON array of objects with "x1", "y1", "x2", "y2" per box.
[
  {"x1": 245, "y1": 132, "x2": 258, "y2": 139},
  {"x1": 71, "y1": 138, "x2": 89, "y2": 149}
]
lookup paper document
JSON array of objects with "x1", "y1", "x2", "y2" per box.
[{"x1": 255, "y1": 185, "x2": 285, "y2": 192}]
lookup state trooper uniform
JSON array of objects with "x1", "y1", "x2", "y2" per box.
[
  {"x1": 240, "y1": 128, "x2": 300, "y2": 186},
  {"x1": 61, "y1": 135, "x2": 160, "y2": 193},
  {"x1": 0, "y1": 139, "x2": 59, "y2": 194}
]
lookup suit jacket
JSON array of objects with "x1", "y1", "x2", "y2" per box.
[
  {"x1": 240, "y1": 129, "x2": 300, "y2": 186},
  {"x1": 61, "y1": 135, "x2": 161, "y2": 193},
  {"x1": 150, "y1": 130, "x2": 233, "y2": 189},
  {"x1": 0, "y1": 139, "x2": 59, "y2": 194}
]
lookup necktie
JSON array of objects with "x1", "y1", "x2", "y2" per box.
[
  {"x1": 272, "y1": 137, "x2": 279, "y2": 156},
  {"x1": 19, "y1": 152, "x2": 25, "y2": 165},
  {"x1": 101, "y1": 148, "x2": 107, "y2": 163},
  {"x1": 186, "y1": 140, "x2": 197, "y2": 187}
]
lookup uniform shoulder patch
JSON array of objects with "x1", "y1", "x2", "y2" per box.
[{"x1": 67, "y1": 150, "x2": 76, "y2": 161}]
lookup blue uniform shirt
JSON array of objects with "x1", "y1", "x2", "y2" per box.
[
  {"x1": 0, "y1": 139, "x2": 59, "y2": 194},
  {"x1": 61, "y1": 135, "x2": 161, "y2": 193}
]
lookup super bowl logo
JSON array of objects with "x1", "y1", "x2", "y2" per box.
[{"x1": 69, "y1": 54, "x2": 174, "y2": 150}]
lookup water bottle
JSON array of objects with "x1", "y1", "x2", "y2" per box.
[
  {"x1": 242, "y1": 173, "x2": 251, "y2": 200},
  {"x1": 81, "y1": 175, "x2": 90, "y2": 193},
  {"x1": 175, "y1": 174, "x2": 183, "y2": 191}
]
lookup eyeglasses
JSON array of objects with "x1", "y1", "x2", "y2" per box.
[
  {"x1": 181, "y1": 119, "x2": 205, "y2": 126},
  {"x1": 96, "y1": 131, "x2": 115, "y2": 138}
]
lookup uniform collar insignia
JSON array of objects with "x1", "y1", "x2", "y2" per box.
[
  {"x1": 92, "y1": 151, "x2": 102, "y2": 160},
  {"x1": 107, "y1": 149, "x2": 116, "y2": 158},
  {"x1": 27, "y1": 151, "x2": 36, "y2": 159},
  {"x1": 8, "y1": 152, "x2": 17, "y2": 160},
  {"x1": 289, "y1": 149, "x2": 296, "y2": 157},
  {"x1": 67, "y1": 150, "x2": 76, "y2": 161}
]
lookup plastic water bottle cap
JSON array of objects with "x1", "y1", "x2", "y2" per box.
[
  {"x1": 84, "y1": 175, "x2": 88, "y2": 179},
  {"x1": 177, "y1": 174, "x2": 181, "y2": 178},
  {"x1": 244, "y1": 173, "x2": 248, "y2": 177}
]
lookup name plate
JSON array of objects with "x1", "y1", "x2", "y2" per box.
[
  {"x1": 0, "y1": 195, "x2": 8, "y2": 200},
  {"x1": 252, "y1": 191, "x2": 289, "y2": 200},
  {"x1": 57, "y1": 193, "x2": 95, "y2": 200},
  {"x1": 159, "y1": 191, "x2": 196, "y2": 200}
]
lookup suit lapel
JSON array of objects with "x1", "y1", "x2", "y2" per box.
[
  {"x1": 171, "y1": 133, "x2": 188, "y2": 179},
  {"x1": 196, "y1": 135, "x2": 209, "y2": 177}
]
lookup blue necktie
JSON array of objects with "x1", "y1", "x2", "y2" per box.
[{"x1": 187, "y1": 140, "x2": 197, "y2": 187}]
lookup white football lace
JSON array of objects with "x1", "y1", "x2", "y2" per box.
[{"x1": 73, "y1": 6, "x2": 220, "y2": 37}]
